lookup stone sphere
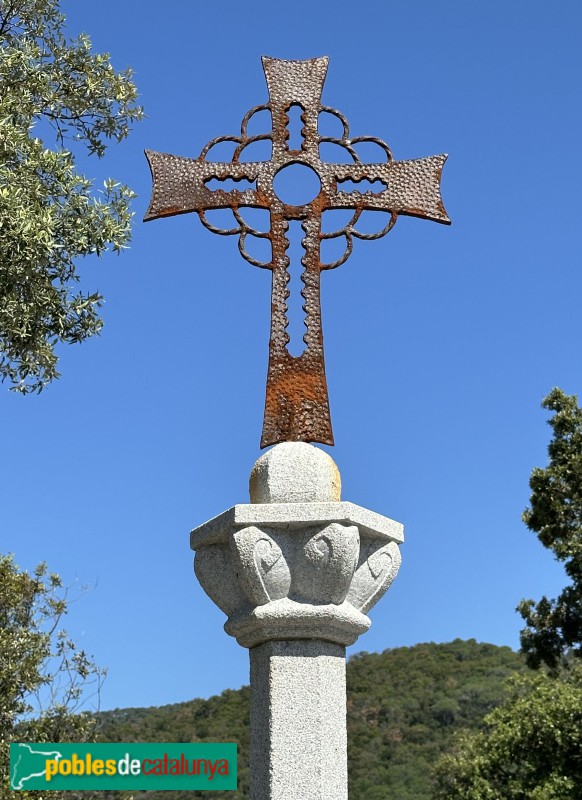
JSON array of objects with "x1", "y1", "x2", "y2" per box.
[{"x1": 249, "y1": 442, "x2": 341, "y2": 504}]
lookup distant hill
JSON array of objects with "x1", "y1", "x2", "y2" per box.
[{"x1": 96, "y1": 639, "x2": 524, "y2": 800}]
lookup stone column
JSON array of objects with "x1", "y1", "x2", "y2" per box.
[{"x1": 191, "y1": 443, "x2": 403, "y2": 800}]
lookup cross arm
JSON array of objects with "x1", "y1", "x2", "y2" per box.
[
  {"x1": 328, "y1": 154, "x2": 451, "y2": 224},
  {"x1": 143, "y1": 150, "x2": 270, "y2": 222}
]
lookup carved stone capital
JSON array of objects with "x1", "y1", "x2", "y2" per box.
[{"x1": 191, "y1": 443, "x2": 403, "y2": 648}]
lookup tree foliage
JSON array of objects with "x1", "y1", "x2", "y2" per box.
[
  {"x1": 0, "y1": 554, "x2": 104, "y2": 799},
  {"x1": 432, "y1": 666, "x2": 582, "y2": 800},
  {"x1": 432, "y1": 388, "x2": 582, "y2": 799},
  {"x1": 0, "y1": 0, "x2": 142, "y2": 393},
  {"x1": 518, "y1": 388, "x2": 582, "y2": 671}
]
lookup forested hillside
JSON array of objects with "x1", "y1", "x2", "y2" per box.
[{"x1": 96, "y1": 639, "x2": 524, "y2": 800}]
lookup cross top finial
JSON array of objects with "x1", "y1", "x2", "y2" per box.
[{"x1": 145, "y1": 56, "x2": 450, "y2": 448}]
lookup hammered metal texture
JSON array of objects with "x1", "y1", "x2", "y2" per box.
[{"x1": 144, "y1": 56, "x2": 450, "y2": 448}]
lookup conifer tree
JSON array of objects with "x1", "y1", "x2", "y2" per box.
[
  {"x1": 432, "y1": 388, "x2": 582, "y2": 799},
  {"x1": 518, "y1": 388, "x2": 582, "y2": 671}
]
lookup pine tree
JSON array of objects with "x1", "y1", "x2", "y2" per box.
[{"x1": 518, "y1": 388, "x2": 582, "y2": 671}]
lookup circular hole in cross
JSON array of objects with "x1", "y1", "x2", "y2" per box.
[{"x1": 273, "y1": 162, "x2": 321, "y2": 206}]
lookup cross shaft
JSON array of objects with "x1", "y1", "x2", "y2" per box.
[{"x1": 144, "y1": 56, "x2": 450, "y2": 447}]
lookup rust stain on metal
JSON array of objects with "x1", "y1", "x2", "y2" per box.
[{"x1": 144, "y1": 56, "x2": 451, "y2": 448}]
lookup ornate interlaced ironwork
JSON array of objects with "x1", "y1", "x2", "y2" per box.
[
  {"x1": 195, "y1": 104, "x2": 398, "y2": 270},
  {"x1": 144, "y1": 56, "x2": 450, "y2": 448}
]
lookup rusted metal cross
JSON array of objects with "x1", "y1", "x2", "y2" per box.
[{"x1": 144, "y1": 56, "x2": 450, "y2": 448}]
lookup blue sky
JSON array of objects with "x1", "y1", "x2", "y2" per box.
[{"x1": 2, "y1": 1, "x2": 581, "y2": 711}]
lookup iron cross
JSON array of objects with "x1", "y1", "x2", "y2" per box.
[{"x1": 144, "y1": 56, "x2": 450, "y2": 448}]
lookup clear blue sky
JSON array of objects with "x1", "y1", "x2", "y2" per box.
[{"x1": 2, "y1": 1, "x2": 581, "y2": 712}]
